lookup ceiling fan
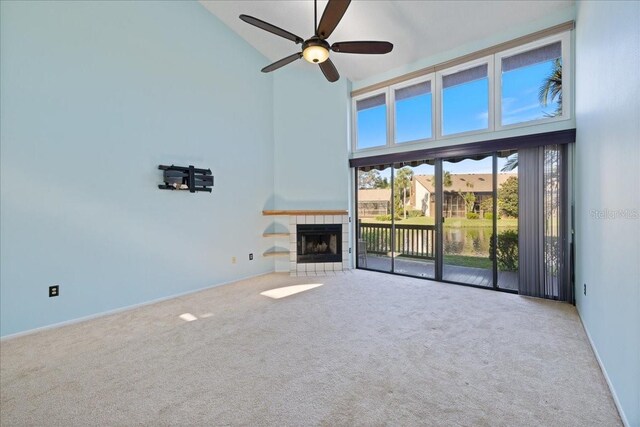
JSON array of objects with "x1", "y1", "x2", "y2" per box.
[{"x1": 239, "y1": 0, "x2": 393, "y2": 83}]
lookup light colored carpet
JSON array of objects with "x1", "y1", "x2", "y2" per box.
[{"x1": 0, "y1": 271, "x2": 621, "y2": 426}]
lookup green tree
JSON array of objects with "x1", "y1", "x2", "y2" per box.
[
  {"x1": 539, "y1": 58, "x2": 563, "y2": 117},
  {"x1": 498, "y1": 176, "x2": 518, "y2": 218},
  {"x1": 443, "y1": 171, "x2": 452, "y2": 188},
  {"x1": 359, "y1": 170, "x2": 380, "y2": 189},
  {"x1": 377, "y1": 177, "x2": 390, "y2": 189},
  {"x1": 394, "y1": 167, "x2": 413, "y2": 219},
  {"x1": 458, "y1": 182, "x2": 476, "y2": 214},
  {"x1": 359, "y1": 170, "x2": 390, "y2": 189},
  {"x1": 480, "y1": 197, "x2": 493, "y2": 217}
]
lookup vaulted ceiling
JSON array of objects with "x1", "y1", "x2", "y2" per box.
[{"x1": 200, "y1": 0, "x2": 574, "y2": 83}]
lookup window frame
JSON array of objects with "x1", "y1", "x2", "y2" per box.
[
  {"x1": 389, "y1": 74, "x2": 436, "y2": 146},
  {"x1": 494, "y1": 32, "x2": 571, "y2": 131},
  {"x1": 350, "y1": 29, "x2": 572, "y2": 154},
  {"x1": 436, "y1": 55, "x2": 494, "y2": 139},
  {"x1": 352, "y1": 87, "x2": 390, "y2": 152}
]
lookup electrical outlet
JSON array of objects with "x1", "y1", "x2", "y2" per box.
[
  {"x1": 584, "y1": 283, "x2": 587, "y2": 296},
  {"x1": 232, "y1": 256, "x2": 237, "y2": 264},
  {"x1": 249, "y1": 253, "x2": 253, "y2": 261},
  {"x1": 49, "y1": 285, "x2": 59, "y2": 298}
]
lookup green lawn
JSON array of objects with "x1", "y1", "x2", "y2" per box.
[{"x1": 362, "y1": 216, "x2": 517, "y2": 228}]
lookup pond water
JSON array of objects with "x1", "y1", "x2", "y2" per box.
[{"x1": 443, "y1": 226, "x2": 517, "y2": 256}]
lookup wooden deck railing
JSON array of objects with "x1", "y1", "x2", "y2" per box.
[{"x1": 358, "y1": 221, "x2": 436, "y2": 259}]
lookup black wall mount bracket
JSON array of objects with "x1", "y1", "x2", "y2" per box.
[{"x1": 158, "y1": 164, "x2": 214, "y2": 193}]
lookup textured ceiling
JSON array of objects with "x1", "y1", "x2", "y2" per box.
[{"x1": 200, "y1": 0, "x2": 574, "y2": 83}]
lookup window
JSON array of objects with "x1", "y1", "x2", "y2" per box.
[
  {"x1": 393, "y1": 78, "x2": 433, "y2": 143},
  {"x1": 440, "y1": 61, "x2": 491, "y2": 136},
  {"x1": 499, "y1": 39, "x2": 565, "y2": 126},
  {"x1": 355, "y1": 92, "x2": 387, "y2": 150},
  {"x1": 351, "y1": 27, "x2": 572, "y2": 153}
]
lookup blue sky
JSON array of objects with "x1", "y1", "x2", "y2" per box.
[
  {"x1": 357, "y1": 58, "x2": 559, "y2": 149},
  {"x1": 396, "y1": 93, "x2": 432, "y2": 142}
]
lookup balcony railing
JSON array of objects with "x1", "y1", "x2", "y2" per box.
[{"x1": 358, "y1": 221, "x2": 436, "y2": 259}]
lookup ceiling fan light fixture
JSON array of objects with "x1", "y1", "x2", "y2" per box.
[
  {"x1": 240, "y1": 0, "x2": 393, "y2": 82},
  {"x1": 303, "y1": 44, "x2": 329, "y2": 64}
]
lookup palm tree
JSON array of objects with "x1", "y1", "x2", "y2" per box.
[
  {"x1": 394, "y1": 167, "x2": 413, "y2": 219},
  {"x1": 501, "y1": 154, "x2": 519, "y2": 172},
  {"x1": 443, "y1": 171, "x2": 452, "y2": 187},
  {"x1": 538, "y1": 58, "x2": 562, "y2": 117},
  {"x1": 501, "y1": 59, "x2": 563, "y2": 172}
]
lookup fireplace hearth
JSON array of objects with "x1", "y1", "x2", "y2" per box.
[{"x1": 297, "y1": 224, "x2": 342, "y2": 263}]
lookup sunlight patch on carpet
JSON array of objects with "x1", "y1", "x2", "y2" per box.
[
  {"x1": 179, "y1": 313, "x2": 198, "y2": 322},
  {"x1": 260, "y1": 283, "x2": 323, "y2": 299}
]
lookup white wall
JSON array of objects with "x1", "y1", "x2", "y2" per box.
[
  {"x1": 272, "y1": 66, "x2": 351, "y2": 271},
  {"x1": 574, "y1": 2, "x2": 640, "y2": 425},
  {"x1": 0, "y1": 1, "x2": 275, "y2": 337},
  {"x1": 273, "y1": 66, "x2": 350, "y2": 211}
]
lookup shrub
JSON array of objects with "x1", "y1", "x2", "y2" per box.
[
  {"x1": 375, "y1": 214, "x2": 393, "y2": 221},
  {"x1": 484, "y1": 212, "x2": 493, "y2": 220},
  {"x1": 466, "y1": 212, "x2": 479, "y2": 219},
  {"x1": 489, "y1": 230, "x2": 519, "y2": 271},
  {"x1": 407, "y1": 209, "x2": 423, "y2": 218}
]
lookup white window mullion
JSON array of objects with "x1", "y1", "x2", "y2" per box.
[
  {"x1": 387, "y1": 87, "x2": 394, "y2": 148},
  {"x1": 434, "y1": 73, "x2": 442, "y2": 139}
]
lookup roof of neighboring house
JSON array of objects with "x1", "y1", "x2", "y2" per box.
[
  {"x1": 358, "y1": 188, "x2": 391, "y2": 202},
  {"x1": 413, "y1": 173, "x2": 517, "y2": 193}
]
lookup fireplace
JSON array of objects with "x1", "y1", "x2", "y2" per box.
[{"x1": 296, "y1": 224, "x2": 342, "y2": 263}]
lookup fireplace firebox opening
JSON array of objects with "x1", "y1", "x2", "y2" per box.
[{"x1": 296, "y1": 224, "x2": 342, "y2": 264}]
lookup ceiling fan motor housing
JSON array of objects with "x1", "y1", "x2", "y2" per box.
[{"x1": 302, "y1": 37, "x2": 331, "y2": 63}]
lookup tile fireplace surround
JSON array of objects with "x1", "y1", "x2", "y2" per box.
[{"x1": 263, "y1": 210, "x2": 350, "y2": 277}]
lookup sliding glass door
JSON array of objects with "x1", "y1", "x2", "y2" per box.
[
  {"x1": 356, "y1": 161, "x2": 437, "y2": 279},
  {"x1": 441, "y1": 156, "x2": 494, "y2": 287},
  {"x1": 356, "y1": 167, "x2": 393, "y2": 273},
  {"x1": 354, "y1": 142, "x2": 572, "y2": 301},
  {"x1": 391, "y1": 162, "x2": 436, "y2": 279}
]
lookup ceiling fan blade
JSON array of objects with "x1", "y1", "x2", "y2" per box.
[
  {"x1": 319, "y1": 58, "x2": 340, "y2": 82},
  {"x1": 239, "y1": 14, "x2": 304, "y2": 44},
  {"x1": 331, "y1": 41, "x2": 393, "y2": 54},
  {"x1": 316, "y1": 0, "x2": 351, "y2": 39},
  {"x1": 261, "y1": 53, "x2": 303, "y2": 73}
]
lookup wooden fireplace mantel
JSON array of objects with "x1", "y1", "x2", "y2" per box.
[{"x1": 262, "y1": 210, "x2": 348, "y2": 216}]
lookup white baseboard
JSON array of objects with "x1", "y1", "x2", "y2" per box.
[
  {"x1": 1, "y1": 271, "x2": 274, "y2": 341},
  {"x1": 578, "y1": 314, "x2": 631, "y2": 427}
]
